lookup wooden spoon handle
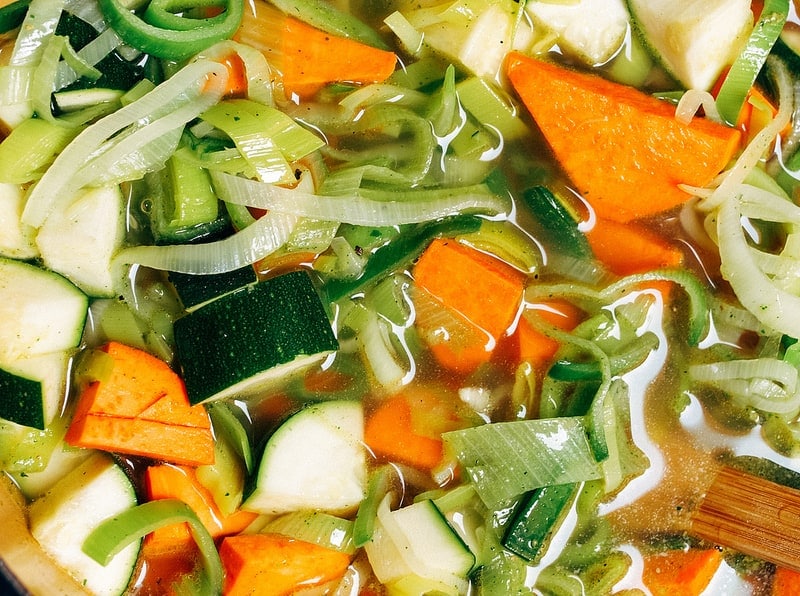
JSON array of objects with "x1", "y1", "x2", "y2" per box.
[{"x1": 690, "y1": 465, "x2": 800, "y2": 573}]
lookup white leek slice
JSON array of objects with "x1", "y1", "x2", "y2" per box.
[
  {"x1": 22, "y1": 59, "x2": 229, "y2": 228},
  {"x1": 717, "y1": 185, "x2": 800, "y2": 339},
  {"x1": 442, "y1": 417, "x2": 602, "y2": 507},
  {"x1": 211, "y1": 171, "x2": 508, "y2": 226},
  {"x1": 114, "y1": 211, "x2": 298, "y2": 274}
]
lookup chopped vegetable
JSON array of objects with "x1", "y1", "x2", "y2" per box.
[
  {"x1": 144, "y1": 463, "x2": 257, "y2": 549},
  {"x1": 513, "y1": 299, "x2": 583, "y2": 370},
  {"x1": 413, "y1": 237, "x2": 525, "y2": 373},
  {"x1": 234, "y1": 3, "x2": 397, "y2": 99},
  {"x1": 772, "y1": 566, "x2": 800, "y2": 595},
  {"x1": 626, "y1": 0, "x2": 753, "y2": 91},
  {"x1": 641, "y1": 548, "x2": 724, "y2": 596},
  {"x1": 505, "y1": 52, "x2": 742, "y2": 222},
  {"x1": 65, "y1": 341, "x2": 215, "y2": 466},
  {"x1": 585, "y1": 217, "x2": 684, "y2": 276},
  {"x1": 29, "y1": 452, "x2": 140, "y2": 596},
  {"x1": 219, "y1": 533, "x2": 351, "y2": 596},
  {"x1": 173, "y1": 271, "x2": 339, "y2": 404},
  {"x1": 243, "y1": 400, "x2": 366, "y2": 515}
]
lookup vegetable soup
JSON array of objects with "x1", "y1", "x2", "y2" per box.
[{"x1": 1, "y1": 0, "x2": 800, "y2": 594}]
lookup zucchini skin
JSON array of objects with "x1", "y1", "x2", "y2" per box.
[{"x1": 174, "y1": 270, "x2": 339, "y2": 404}]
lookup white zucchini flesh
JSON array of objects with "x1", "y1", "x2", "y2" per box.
[
  {"x1": 526, "y1": 0, "x2": 629, "y2": 65},
  {"x1": 0, "y1": 258, "x2": 87, "y2": 364},
  {"x1": 28, "y1": 452, "x2": 140, "y2": 596},
  {"x1": 626, "y1": 0, "x2": 753, "y2": 90},
  {"x1": 0, "y1": 182, "x2": 37, "y2": 260},
  {"x1": 364, "y1": 496, "x2": 474, "y2": 594},
  {"x1": 243, "y1": 400, "x2": 367, "y2": 515},
  {"x1": 36, "y1": 185, "x2": 126, "y2": 298}
]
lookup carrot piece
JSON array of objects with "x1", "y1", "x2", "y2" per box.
[
  {"x1": 772, "y1": 565, "x2": 800, "y2": 595},
  {"x1": 365, "y1": 386, "x2": 467, "y2": 471},
  {"x1": 585, "y1": 217, "x2": 684, "y2": 277},
  {"x1": 219, "y1": 533, "x2": 351, "y2": 596},
  {"x1": 641, "y1": 548, "x2": 723, "y2": 596},
  {"x1": 514, "y1": 299, "x2": 583, "y2": 368},
  {"x1": 144, "y1": 464, "x2": 257, "y2": 543},
  {"x1": 234, "y1": 4, "x2": 396, "y2": 100},
  {"x1": 65, "y1": 342, "x2": 214, "y2": 465},
  {"x1": 505, "y1": 52, "x2": 741, "y2": 223},
  {"x1": 365, "y1": 395, "x2": 443, "y2": 471},
  {"x1": 66, "y1": 414, "x2": 215, "y2": 466},
  {"x1": 413, "y1": 238, "x2": 526, "y2": 373}
]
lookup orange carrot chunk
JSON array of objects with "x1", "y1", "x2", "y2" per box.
[
  {"x1": 585, "y1": 217, "x2": 684, "y2": 277},
  {"x1": 365, "y1": 394, "x2": 441, "y2": 471},
  {"x1": 772, "y1": 565, "x2": 800, "y2": 595},
  {"x1": 144, "y1": 464, "x2": 257, "y2": 545},
  {"x1": 234, "y1": 5, "x2": 397, "y2": 100},
  {"x1": 642, "y1": 548, "x2": 723, "y2": 596},
  {"x1": 413, "y1": 238, "x2": 526, "y2": 373},
  {"x1": 505, "y1": 52, "x2": 741, "y2": 223},
  {"x1": 513, "y1": 299, "x2": 583, "y2": 369},
  {"x1": 219, "y1": 533, "x2": 351, "y2": 596},
  {"x1": 65, "y1": 342, "x2": 214, "y2": 465}
]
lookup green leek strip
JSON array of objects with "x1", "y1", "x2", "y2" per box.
[
  {"x1": 442, "y1": 417, "x2": 603, "y2": 508},
  {"x1": 268, "y1": 0, "x2": 389, "y2": 50},
  {"x1": 600, "y1": 269, "x2": 709, "y2": 346},
  {"x1": 145, "y1": 0, "x2": 230, "y2": 31},
  {"x1": 715, "y1": 0, "x2": 789, "y2": 125},
  {"x1": 455, "y1": 76, "x2": 528, "y2": 142},
  {"x1": 82, "y1": 499, "x2": 223, "y2": 594},
  {"x1": 323, "y1": 215, "x2": 483, "y2": 302},
  {"x1": 98, "y1": 0, "x2": 243, "y2": 61},
  {"x1": 599, "y1": 379, "x2": 649, "y2": 494},
  {"x1": 264, "y1": 511, "x2": 356, "y2": 554},
  {"x1": 30, "y1": 34, "x2": 66, "y2": 120},
  {"x1": 207, "y1": 401, "x2": 254, "y2": 474},
  {"x1": 0, "y1": 117, "x2": 79, "y2": 183},
  {"x1": 353, "y1": 465, "x2": 395, "y2": 547},
  {"x1": 211, "y1": 170, "x2": 508, "y2": 227},
  {"x1": 200, "y1": 99, "x2": 324, "y2": 185},
  {"x1": 548, "y1": 332, "x2": 660, "y2": 382}
]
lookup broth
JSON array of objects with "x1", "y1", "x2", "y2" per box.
[{"x1": 0, "y1": 0, "x2": 799, "y2": 594}]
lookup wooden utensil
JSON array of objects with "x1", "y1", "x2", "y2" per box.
[{"x1": 690, "y1": 465, "x2": 800, "y2": 573}]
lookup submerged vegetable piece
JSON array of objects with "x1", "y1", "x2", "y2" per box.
[
  {"x1": 219, "y1": 533, "x2": 351, "y2": 596},
  {"x1": 65, "y1": 342, "x2": 214, "y2": 466},
  {"x1": 234, "y1": 4, "x2": 397, "y2": 99},
  {"x1": 512, "y1": 299, "x2": 583, "y2": 370},
  {"x1": 641, "y1": 548, "x2": 723, "y2": 596},
  {"x1": 585, "y1": 217, "x2": 684, "y2": 276},
  {"x1": 505, "y1": 52, "x2": 741, "y2": 222},
  {"x1": 144, "y1": 464, "x2": 257, "y2": 550},
  {"x1": 772, "y1": 566, "x2": 800, "y2": 595},
  {"x1": 364, "y1": 387, "x2": 466, "y2": 472},
  {"x1": 413, "y1": 237, "x2": 525, "y2": 373}
]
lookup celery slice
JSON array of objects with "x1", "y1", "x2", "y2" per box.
[{"x1": 442, "y1": 417, "x2": 602, "y2": 507}]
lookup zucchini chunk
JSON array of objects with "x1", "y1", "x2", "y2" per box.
[
  {"x1": 0, "y1": 258, "x2": 87, "y2": 364},
  {"x1": 28, "y1": 452, "x2": 140, "y2": 596},
  {"x1": 174, "y1": 270, "x2": 339, "y2": 404},
  {"x1": 243, "y1": 400, "x2": 366, "y2": 515}
]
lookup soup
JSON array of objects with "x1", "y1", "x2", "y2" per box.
[{"x1": 0, "y1": 0, "x2": 799, "y2": 594}]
